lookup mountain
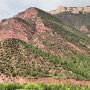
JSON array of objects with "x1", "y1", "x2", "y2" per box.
[
  {"x1": 49, "y1": 6, "x2": 90, "y2": 14},
  {"x1": 0, "y1": 7, "x2": 90, "y2": 83},
  {"x1": 50, "y1": 6, "x2": 90, "y2": 36}
]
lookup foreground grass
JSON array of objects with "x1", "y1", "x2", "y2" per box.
[{"x1": 0, "y1": 83, "x2": 90, "y2": 90}]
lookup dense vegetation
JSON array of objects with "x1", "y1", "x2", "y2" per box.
[
  {"x1": 56, "y1": 13, "x2": 90, "y2": 32},
  {"x1": 0, "y1": 83, "x2": 90, "y2": 90},
  {"x1": 0, "y1": 38, "x2": 61, "y2": 78},
  {"x1": 20, "y1": 39, "x2": 90, "y2": 80},
  {"x1": 1, "y1": 38, "x2": 90, "y2": 80}
]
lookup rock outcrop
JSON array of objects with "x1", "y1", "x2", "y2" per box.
[{"x1": 49, "y1": 6, "x2": 90, "y2": 14}]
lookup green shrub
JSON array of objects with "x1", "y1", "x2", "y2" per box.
[
  {"x1": 0, "y1": 83, "x2": 90, "y2": 90},
  {"x1": 5, "y1": 83, "x2": 21, "y2": 90},
  {"x1": 24, "y1": 83, "x2": 43, "y2": 90}
]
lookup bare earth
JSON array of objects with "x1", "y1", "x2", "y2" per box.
[
  {"x1": 0, "y1": 73, "x2": 90, "y2": 85},
  {"x1": 14, "y1": 77, "x2": 90, "y2": 85}
]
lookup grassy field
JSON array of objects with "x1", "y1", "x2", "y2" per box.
[{"x1": 0, "y1": 83, "x2": 90, "y2": 90}]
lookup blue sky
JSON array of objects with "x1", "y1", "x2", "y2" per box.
[{"x1": 0, "y1": 0, "x2": 90, "y2": 19}]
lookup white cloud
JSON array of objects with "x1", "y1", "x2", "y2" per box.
[{"x1": 0, "y1": 0, "x2": 90, "y2": 19}]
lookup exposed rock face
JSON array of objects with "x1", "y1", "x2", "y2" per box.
[
  {"x1": 49, "y1": 6, "x2": 90, "y2": 14},
  {"x1": 80, "y1": 25, "x2": 88, "y2": 32},
  {"x1": 15, "y1": 7, "x2": 38, "y2": 21},
  {"x1": 0, "y1": 18, "x2": 30, "y2": 42},
  {"x1": 0, "y1": 7, "x2": 47, "y2": 42}
]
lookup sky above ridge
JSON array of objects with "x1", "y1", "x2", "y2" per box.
[{"x1": 0, "y1": 0, "x2": 90, "y2": 19}]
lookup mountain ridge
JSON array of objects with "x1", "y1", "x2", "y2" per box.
[
  {"x1": 53, "y1": 6, "x2": 90, "y2": 37},
  {"x1": 0, "y1": 7, "x2": 90, "y2": 83},
  {"x1": 49, "y1": 6, "x2": 90, "y2": 14}
]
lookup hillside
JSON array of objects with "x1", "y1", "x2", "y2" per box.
[
  {"x1": 50, "y1": 6, "x2": 90, "y2": 36},
  {"x1": 0, "y1": 7, "x2": 90, "y2": 82}
]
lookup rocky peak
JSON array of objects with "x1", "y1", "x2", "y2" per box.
[
  {"x1": 0, "y1": 7, "x2": 39, "y2": 42},
  {"x1": 15, "y1": 7, "x2": 39, "y2": 21},
  {"x1": 0, "y1": 7, "x2": 51, "y2": 43},
  {"x1": 49, "y1": 6, "x2": 90, "y2": 14}
]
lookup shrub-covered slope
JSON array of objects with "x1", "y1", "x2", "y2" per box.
[
  {"x1": 1, "y1": 38, "x2": 90, "y2": 81},
  {"x1": 0, "y1": 7, "x2": 90, "y2": 82},
  {"x1": 55, "y1": 12, "x2": 90, "y2": 34},
  {"x1": 0, "y1": 38, "x2": 61, "y2": 78}
]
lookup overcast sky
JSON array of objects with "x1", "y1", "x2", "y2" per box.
[{"x1": 0, "y1": 0, "x2": 90, "y2": 19}]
